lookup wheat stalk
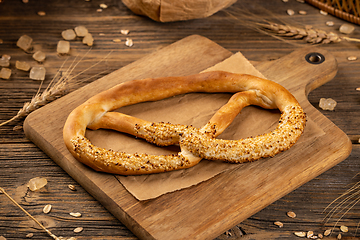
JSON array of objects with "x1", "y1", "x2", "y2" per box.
[
  {"x1": 0, "y1": 187, "x2": 63, "y2": 239},
  {"x1": 223, "y1": 5, "x2": 360, "y2": 45},
  {"x1": 257, "y1": 21, "x2": 360, "y2": 44},
  {"x1": 256, "y1": 21, "x2": 349, "y2": 44},
  {"x1": 322, "y1": 181, "x2": 360, "y2": 236},
  {"x1": 0, "y1": 50, "x2": 113, "y2": 128}
]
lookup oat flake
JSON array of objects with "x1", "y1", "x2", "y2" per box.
[
  {"x1": 347, "y1": 56, "x2": 357, "y2": 61},
  {"x1": 294, "y1": 232, "x2": 306, "y2": 237},
  {"x1": 287, "y1": 9, "x2": 295, "y2": 15},
  {"x1": 340, "y1": 225, "x2": 348, "y2": 232},
  {"x1": 125, "y1": 38, "x2": 133, "y2": 47},
  {"x1": 43, "y1": 204, "x2": 52, "y2": 214},
  {"x1": 70, "y1": 212, "x2": 82, "y2": 217},
  {"x1": 74, "y1": 227, "x2": 83, "y2": 233},
  {"x1": 324, "y1": 229, "x2": 331, "y2": 236},
  {"x1": 274, "y1": 221, "x2": 283, "y2": 228},
  {"x1": 120, "y1": 29, "x2": 129, "y2": 35},
  {"x1": 287, "y1": 211, "x2": 296, "y2": 218},
  {"x1": 26, "y1": 233, "x2": 33, "y2": 238}
]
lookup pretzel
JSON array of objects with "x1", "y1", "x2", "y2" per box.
[{"x1": 63, "y1": 71, "x2": 306, "y2": 175}]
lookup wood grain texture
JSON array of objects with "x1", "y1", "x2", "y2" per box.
[
  {"x1": 22, "y1": 35, "x2": 351, "y2": 240},
  {"x1": 1, "y1": 0, "x2": 360, "y2": 239}
]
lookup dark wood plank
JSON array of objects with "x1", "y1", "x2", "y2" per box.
[{"x1": 1, "y1": 0, "x2": 360, "y2": 239}]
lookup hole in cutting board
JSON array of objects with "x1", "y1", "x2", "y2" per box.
[{"x1": 305, "y1": 52, "x2": 325, "y2": 64}]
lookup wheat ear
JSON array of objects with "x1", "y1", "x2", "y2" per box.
[{"x1": 0, "y1": 50, "x2": 113, "y2": 128}]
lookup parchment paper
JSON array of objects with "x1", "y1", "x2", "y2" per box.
[{"x1": 86, "y1": 52, "x2": 325, "y2": 200}]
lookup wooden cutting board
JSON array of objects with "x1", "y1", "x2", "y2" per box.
[{"x1": 24, "y1": 35, "x2": 352, "y2": 240}]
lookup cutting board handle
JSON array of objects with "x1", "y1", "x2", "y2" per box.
[{"x1": 253, "y1": 47, "x2": 338, "y2": 101}]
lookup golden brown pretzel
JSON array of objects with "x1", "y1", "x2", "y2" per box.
[{"x1": 63, "y1": 71, "x2": 306, "y2": 175}]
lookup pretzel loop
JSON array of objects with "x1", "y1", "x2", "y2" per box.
[{"x1": 63, "y1": 71, "x2": 306, "y2": 175}]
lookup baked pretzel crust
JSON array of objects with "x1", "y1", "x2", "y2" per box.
[{"x1": 63, "y1": 71, "x2": 306, "y2": 175}]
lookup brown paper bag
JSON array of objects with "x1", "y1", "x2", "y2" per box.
[{"x1": 121, "y1": 0, "x2": 237, "y2": 22}]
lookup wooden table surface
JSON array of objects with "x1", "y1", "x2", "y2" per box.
[{"x1": 1, "y1": 0, "x2": 360, "y2": 239}]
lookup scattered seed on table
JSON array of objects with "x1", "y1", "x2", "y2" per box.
[
  {"x1": 74, "y1": 227, "x2": 83, "y2": 233},
  {"x1": 43, "y1": 204, "x2": 52, "y2": 214},
  {"x1": 274, "y1": 221, "x2": 283, "y2": 228},
  {"x1": 287, "y1": 211, "x2": 296, "y2": 218},
  {"x1": 340, "y1": 225, "x2": 348, "y2": 232},
  {"x1": 287, "y1": 9, "x2": 295, "y2": 15},
  {"x1": 294, "y1": 232, "x2": 306, "y2": 237},
  {"x1": 347, "y1": 56, "x2": 357, "y2": 61},
  {"x1": 70, "y1": 212, "x2": 82, "y2": 217}
]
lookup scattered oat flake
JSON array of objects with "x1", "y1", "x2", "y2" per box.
[
  {"x1": 282, "y1": 0, "x2": 289, "y2": 2},
  {"x1": 324, "y1": 229, "x2": 331, "y2": 236},
  {"x1": 43, "y1": 204, "x2": 52, "y2": 214},
  {"x1": 125, "y1": 38, "x2": 133, "y2": 47},
  {"x1": 113, "y1": 38, "x2": 121, "y2": 43},
  {"x1": 320, "y1": 10, "x2": 328, "y2": 15},
  {"x1": 307, "y1": 231, "x2": 314, "y2": 238},
  {"x1": 26, "y1": 233, "x2": 33, "y2": 238},
  {"x1": 99, "y1": 33, "x2": 105, "y2": 36},
  {"x1": 326, "y1": 21, "x2": 334, "y2": 27},
  {"x1": 299, "y1": 10, "x2": 307, "y2": 15},
  {"x1": 28, "y1": 177, "x2": 47, "y2": 191},
  {"x1": 294, "y1": 232, "x2": 306, "y2": 237},
  {"x1": 13, "y1": 125, "x2": 23, "y2": 131},
  {"x1": 97, "y1": 8, "x2": 103, "y2": 12},
  {"x1": 37, "y1": 11, "x2": 46, "y2": 16},
  {"x1": 287, "y1": 211, "x2": 296, "y2": 218},
  {"x1": 74, "y1": 227, "x2": 83, "y2": 233},
  {"x1": 340, "y1": 225, "x2": 348, "y2": 232},
  {"x1": 318, "y1": 233, "x2": 323, "y2": 239},
  {"x1": 120, "y1": 29, "x2": 129, "y2": 35},
  {"x1": 70, "y1": 212, "x2": 82, "y2": 217},
  {"x1": 100, "y1": 3, "x2": 107, "y2": 8},
  {"x1": 68, "y1": 184, "x2": 76, "y2": 191},
  {"x1": 347, "y1": 56, "x2": 357, "y2": 61},
  {"x1": 0, "y1": 68, "x2": 12, "y2": 79},
  {"x1": 337, "y1": 233, "x2": 342, "y2": 239},
  {"x1": 274, "y1": 221, "x2": 283, "y2": 228},
  {"x1": 287, "y1": 9, "x2": 295, "y2": 15}
]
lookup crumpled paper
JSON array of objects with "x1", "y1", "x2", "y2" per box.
[{"x1": 121, "y1": 0, "x2": 237, "y2": 22}]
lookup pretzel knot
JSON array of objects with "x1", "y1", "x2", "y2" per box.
[{"x1": 63, "y1": 71, "x2": 306, "y2": 175}]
